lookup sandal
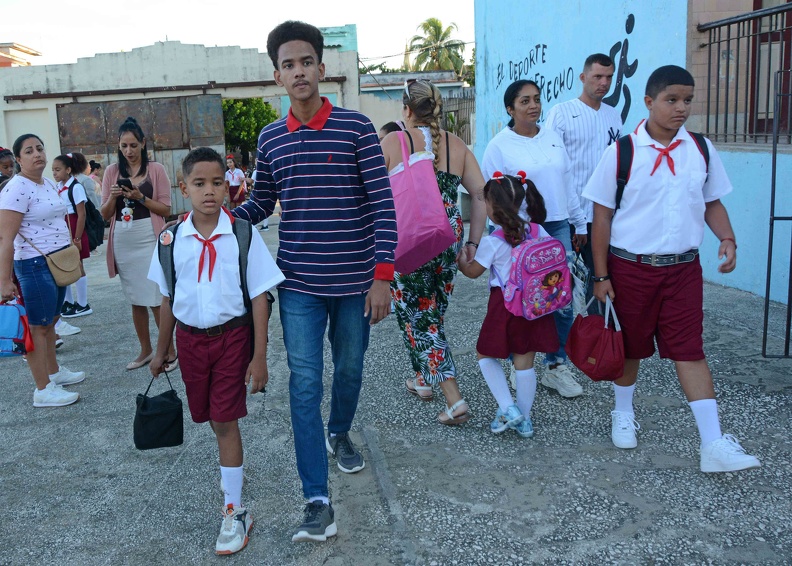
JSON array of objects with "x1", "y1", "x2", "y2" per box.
[
  {"x1": 164, "y1": 356, "x2": 179, "y2": 372},
  {"x1": 406, "y1": 378, "x2": 433, "y2": 401},
  {"x1": 438, "y1": 399, "x2": 470, "y2": 426}
]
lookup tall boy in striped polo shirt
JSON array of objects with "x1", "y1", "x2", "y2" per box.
[{"x1": 232, "y1": 20, "x2": 397, "y2": 542}]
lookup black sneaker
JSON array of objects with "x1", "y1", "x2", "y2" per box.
[
  {"x1": 60, "y1": 301, "x2": 74, "y2": 316},
  {"x1": 63, "y1": 303, "x2": 92, "y2": 318},
  {"x1": 291, "y1": 501, "x2": 337, "y2": 542},
  {"x1": 325, "y1": 432, "x2": 365, "y2": 473}
]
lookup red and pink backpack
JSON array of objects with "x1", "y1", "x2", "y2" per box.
[{"x1": 491, "y1": 224, "x2": 572, "y2": 320}]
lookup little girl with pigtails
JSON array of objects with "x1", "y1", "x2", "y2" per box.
[{"x1": 457, "y1": 171, "x2": 559, "y2": 438}]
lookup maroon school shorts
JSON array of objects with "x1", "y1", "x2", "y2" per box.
[
  {"x1": 67, "y1": 213, "x2": 90, "y2": 260},
  {"x1": 608, "y1": 254, "x2": 705, "y2": 361},
  {"x1": 175, "y1": 323, "x2": 252, "y2": 423},
  {"x1": 476, "y1": 287, "x2": 559, "y2": 359}
]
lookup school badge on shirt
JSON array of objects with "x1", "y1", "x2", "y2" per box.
[{"x1": 159, "y1": 230, "x2": 174, "y2": 246}]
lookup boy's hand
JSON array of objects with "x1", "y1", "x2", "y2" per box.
[
  {"x1": 572, "y1": 233, "x2": 588, "y2": 249},
  {"x1": 149, "y1": 353, "x2": 166, "y2": 377},
  {"x1": 246, "y1": 358, "x2": 269, "y2": 394},
  {"x1": 717, "y1": 240, "x2": 737, "y2": 273},
  {"x1": 593, "y1": 280, "x2": 615, "y2": 303},
  {"x1": 365, "y1": 279, "x2": 391, "y2": 325}
]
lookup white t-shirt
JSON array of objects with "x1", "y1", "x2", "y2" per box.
[
  {"x1": 474, "y1": 224, "x2": 551, "y2": 288},
  {"x1": 481, "y1": 126, "x2": 587, "y2": 233},
  {"x1": 57, "y1": 176, "x2": 87, "y2": 214},
  {"x1": 148, "y1": 211, "x2": 285, "y2": 329},
  {"x1": 0, "y1": 175, "x2": 70, "y2": 259},
  {"x1": 225, "y1": 169, "x2": 245, "y2": 186},
  {"x1": 583, "y1": 122, "x2": 732, "y2": 254},
  {"x1": 545, "y1": 98, "x2": 623, "y2": 221}
]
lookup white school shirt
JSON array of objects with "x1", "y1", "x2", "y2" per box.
[
  {"x1": 582, "y1": 122, "x2": 732, "y2": 255},
  {"x1": 57, "y1": 176, "x2": 87, "y2": 214},
  {"x1": 0, "y1": 176, "x2": 70, "y2": 259},
  {"x1": 545, "y1": 98, "x2": 623, "y2": 222},
  {"x1": 481, "y1": 126, "x2": 587, "y2": 233},
  {"x1": 474, "y1": 224, "x2": 551, "y2": 288},
  {"x1": 147, "y1": 211, "x2": 285, "y2": 329},
  {"x1": 225, "y1": 168, "x2": 245, "y2": 186}
]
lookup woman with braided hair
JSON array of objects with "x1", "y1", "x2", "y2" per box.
[{"x1": 380, "y1": 79, "x2": 486, "y2": 425}]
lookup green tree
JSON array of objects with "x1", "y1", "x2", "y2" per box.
[
  {"x1": 222, "y1": 98, "x2": 277, "y2": 166},
  {"x1": 409, "y1": 18, "x2": 466, "y2": 76},
  {"x1": 462, "y1": 47, "x2": 476, "y2": 87}
]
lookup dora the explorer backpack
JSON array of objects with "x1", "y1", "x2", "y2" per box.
[
  {"x1": 614, "y1": 131, "x2": 710, "y2": 211},
  {"x1": 492, "y1": 224, "x2": 572, "y2": 320}
]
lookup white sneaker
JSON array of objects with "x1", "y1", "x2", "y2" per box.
[
  {"x1": 215, "y1": 504, "x2": 252, "y2": 555},
  {"x1": 541, "y1": 364, "x2": 583, "y2": 397},
  {"x1": 611, "y1": 410, "x2": 639, "y2": 449},
  {"x1": 50, "y1": 366, "x2": 85, "y2": 386},
  {"x1": 700, "y1": 434, "x2": 761, "y2": 473},
  {"x1": 54, "y1": 319, "x2": 81, "y2": 336},
  {"x1": 55, "y1": 338, "x2": 64, "y2": 349},
  {"x1": 33, "y1": 382, "x2": 79, "y2": 407}
]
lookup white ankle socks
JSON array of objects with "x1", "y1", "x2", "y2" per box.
[
  {"x1": 515, "y1": 368, "x2": 537, "y2": 417},
  {"x1": 478, "y1": 358, "x2": 513, "y2": 412},
  {"x1": 220, "y1": 465, "x2": 244, "y2": 507},
  {"x1": 613, "y1": 383, "x2": 636, "y2": 414},
  {"x1": 689, "y1": 398, "x2": 722, "y2": 446}
]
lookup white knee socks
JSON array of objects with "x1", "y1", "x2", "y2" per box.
[
  {"x1": 220, "y1": 465, "x2": 244, "y2": 507},
  {"x1": 478, "y1": 358, "x2": 513, "y2": 412},
  {"x1": 76, "y1": 276, "x2": 88, "y2": 306},
  {"x1": 515, "y1": 368, "x2": 537, "y2": 418},
  {"x1": 689, "y1": 398, "x2": 722, "y2": 446}
]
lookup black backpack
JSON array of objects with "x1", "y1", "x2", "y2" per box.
[
  {"x1": 614, "y1": 131, "x2": 710, "y2": 212},
  {"x1": 66, "y1": 179, "x2": 105, "y2": 250}
]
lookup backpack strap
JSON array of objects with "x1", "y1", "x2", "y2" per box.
[
  {"x1": 614, "y1": 135, "x2": 634, "y2": 212},
  {"x1": 232, "y1": 218, "x2": 253, "y2": 314},
  {"x1": 689, "y1": 132, "x2": 710, "y2": 178},
  {"x1": 403, "y1": 129, "x2": 415, "y2": 154},
  {"x1": 66, "y1": 178, "x2": 80, "y2": 212},
  {"x1": 157, "y1": 221, "x2": 182, "y2": 308}
]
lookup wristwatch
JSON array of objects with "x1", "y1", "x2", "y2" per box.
[{"x1": 137, "y1": 195, "x2": 147, "y2": 205}]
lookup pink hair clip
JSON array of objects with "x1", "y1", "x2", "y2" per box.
[{"x1": 66, "y1": 153, "x2": 73, "y2": 158}]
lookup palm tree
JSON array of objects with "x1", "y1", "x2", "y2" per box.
[{"x1": 409, "y1": 18, "x2": 466, "y2": 76}]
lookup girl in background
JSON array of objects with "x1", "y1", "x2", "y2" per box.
[
  {"x1": 52, "y1": 154, "x2": 92, "y2": 318},
  {"x1": 225, "y1": 156, "x2": 246, "y2": 205},
  {"x1": 0, "y1": 147, "x2": 14, "y2": 184},
  {"x1": 457, "y1": 173, "x2": 559, "y2": 438}
]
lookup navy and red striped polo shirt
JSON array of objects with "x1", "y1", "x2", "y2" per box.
[{"x1": 233, "y1": 98, "x2": 397, "y2": 296}]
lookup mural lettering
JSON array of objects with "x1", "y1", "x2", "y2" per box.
[
  {"x1": 603, "y1": 13, "x2": 639, "y2": 123},
  {"x1": 494, "y1": 44, "x2": 574, "y2": 105}
]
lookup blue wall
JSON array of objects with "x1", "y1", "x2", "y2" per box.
[
  {"x1": 702, "y1": 150, "x2": 792, "y2": 304},
  {"x1": 474, "y1": 0, "x2": 688, "y2": 159}
]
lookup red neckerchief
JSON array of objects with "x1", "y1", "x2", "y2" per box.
[
  {"x1": 649, "y1": 140, "x2": 682, "y2": 176},
  {"x1": 187, "y1": 208, "x2": 235, "y2": 282}
]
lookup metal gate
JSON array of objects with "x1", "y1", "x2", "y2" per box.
[{"x1": 762, "y1": 69, "x2": 792, "y2": 357}]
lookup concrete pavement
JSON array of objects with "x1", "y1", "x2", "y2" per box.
[{"x1": 1, "y1": 220, "x2": 790, "y2": 565}]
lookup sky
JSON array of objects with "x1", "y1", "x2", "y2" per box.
[{"x1": 7, "y1": 0, "x2": 475, "y2": 68}]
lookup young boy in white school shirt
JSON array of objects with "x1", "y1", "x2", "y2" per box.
[
  {"x1": 584, "y1": 65, "x2": 761, "y2": 473},
  {"x1": 148, "y1": 147, "x2": 284, "y2": 555}
]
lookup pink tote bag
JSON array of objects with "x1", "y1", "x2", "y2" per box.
[{"x1": 390, "y1": 131, "x2": 456, "y2": 274}]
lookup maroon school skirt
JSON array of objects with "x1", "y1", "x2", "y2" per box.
[{"x1": 67, "y1": 213, "x2": 90, "y2": 260}]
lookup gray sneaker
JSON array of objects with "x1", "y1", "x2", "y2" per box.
[
  {"x1": 291, "y1": 501, "x2": 337, "y2": 542},
  {"x1": 326, "y1": 432, "x2": 365, "y2": 473}
]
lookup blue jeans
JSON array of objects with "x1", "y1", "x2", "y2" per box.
[
  {"x1": 14, "y1": 255, "x2": 66, "y2": 326},
  {"x1": 541, "y1": 220, "x2": 574, "y2": 366},
  {"x1": 279, "y1": 288, "x2": 370, "y2": 499}
]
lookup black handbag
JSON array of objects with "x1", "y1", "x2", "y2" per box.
[{"x1": 134, "y1": 372, "x2": 184, "y2": 450}]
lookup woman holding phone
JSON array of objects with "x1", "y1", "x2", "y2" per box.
[{"x1": 101, "y1": 117, "x2": 176, "y2": 371}]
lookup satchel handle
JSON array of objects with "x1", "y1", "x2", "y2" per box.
[
  {"x1": 143, "y1": 369, "x2": 176, "y2": 397},
  {"x1": 583, "y1": 296, "x2": 622, "y2": 332}
]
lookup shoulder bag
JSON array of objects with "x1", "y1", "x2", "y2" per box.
[{"x1": 565, "y1": 296, "x2": 625, "y2": 381}]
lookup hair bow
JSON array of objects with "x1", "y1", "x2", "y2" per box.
[
  {"x1": 491, "y1": 170, "x2": 504, "y2": 184},
  {"x1": 516, "y1": 170, "x2": 527, "y2": 184},
  {"x1": 66, "y1": 153, "x2": 73, "y2": 158}
]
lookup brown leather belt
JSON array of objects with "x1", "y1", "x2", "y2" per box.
[
  {"x1": 176, "y1": 313, "x2": 251, "y2": 337},
  {"x1": 610, "y1": 246, "x2": 699, "y2": 267}
]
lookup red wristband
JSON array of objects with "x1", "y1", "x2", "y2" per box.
[{"x1": 720, "y1": 237, "x2": 737, "y2": 249}]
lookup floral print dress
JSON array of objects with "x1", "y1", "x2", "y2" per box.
[{"x1": 391, "y1": 128, "x2": 464, "y2": 386}]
